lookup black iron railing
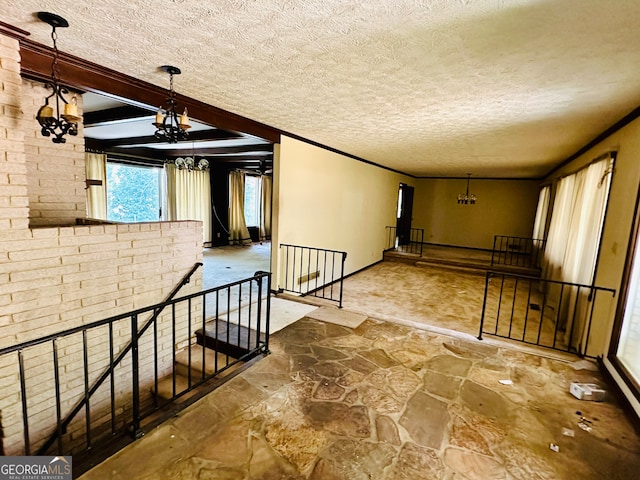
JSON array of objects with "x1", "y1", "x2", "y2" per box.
[
  {"x1": 478, "y1": 271, "x2": 615, "y2": 357},
  {"x1": 278, "y1": 244, "x2": 347, "y2": 308},
  {"x1": 0, "y1": 268, "x2": 271, "y2": 463},
  {"x1": 491, "y1": 235, "x2": 546, "y2": 269},
  {"x1": 385, "y1": 226, "x2": 424, "y2": 256}
]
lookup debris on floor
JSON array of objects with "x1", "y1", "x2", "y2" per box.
[
  {"x1": 569, "y1": 359, "x2": 599, "y2": 371},
  {"x1": 562, "y1": 427, "x2": 575, "y2": 437},
  {"x1": 550, "y1": 443, "x2": 560, "y2": 452},
  {"x1": 578, "y1": 417, "x2": 594, "y2": 432},
  {"x1": 570, "y1": 382, "x2": 606, "y2": 401},
  {"x1": 499, "y1": 379, "x2": 513, "y2": 385}
]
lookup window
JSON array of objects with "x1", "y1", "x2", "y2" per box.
[
  {"x1": 244, "y1": 175, "x2": 260, "y2": 227},
  {"x1": 610, "y1": 184, "x2": 640, "y2": 397},
  {"x1": 106, "y1": 162, "x2": 162, "y2": 222}
]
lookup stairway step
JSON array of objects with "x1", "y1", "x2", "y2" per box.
[
  {"x1": 155, "y1": 373, "x2": 191, "y2": 402},
  {"x1": 196, "y1": 319, "x2": 265, "y2": 359},
  {"x1": 155, "y1": 358, "x2": 246, "y2": 402},
  {"x1": 175, "y1": 344, "x2": 241, "y2": 378}
]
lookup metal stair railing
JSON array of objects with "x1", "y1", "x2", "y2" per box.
[
  {"x1": 491, "y1": 235, "x2": 546, "y2": 269},
  {"x1": 1, "y1": 265, "x2": 275, "y2": 467},
  {"x1": 478, "y1": 271, "x2": 616, "y2": 356},
  {"x1": 278, "y1": 244, "x2": 347, "y2": 307},
  {"x1": 35, "y1": 262, "x2": 203, "y2": 455},
  {"x1": 385, "y1": 226, "x2": 424, "y2": 256}
]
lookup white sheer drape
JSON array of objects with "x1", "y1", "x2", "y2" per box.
[
  {"x1": 85, "y1": 152, "x2": 107, "y2": 220},
  {"x1": 166, "y1": 164, "x2": 212, "y2": 245},
  {"x1": 532, "y1": 185, "x2": 551, "y2": 241},
  {"x1": 542, "y1": 155, "x2": 614, "y2": 351},
  {"x1": 229, "y1": 170, "x2": 251, "y2": 245},
  {"x1": 260, "y1": 174, "x2": 272, "y2": 241}
]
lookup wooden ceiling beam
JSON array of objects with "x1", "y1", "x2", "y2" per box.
[
  {"x1": 86, "y1": 128, "x2": 245, "y2": 149},
  {"x1": 83, "y1": 105, "x2": 154, "y2": 126},
  {"x1": 19, "y1": 37, "x2": 280, "y2": 143}
]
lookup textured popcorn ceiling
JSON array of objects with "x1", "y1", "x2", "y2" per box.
[{"x1": 3, "y1": 0, "x2": 640, "y2": 178}]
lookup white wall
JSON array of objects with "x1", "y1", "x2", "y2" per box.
[
  {"x1": 273, "y1": 136, "x2": 413, "y2": 280},
  {"x1": 544, "y1": 117, "x2": 640, "y2": 418},
  {"x1": 412, "y1": 178, "x2": 540, "y2": 249}
]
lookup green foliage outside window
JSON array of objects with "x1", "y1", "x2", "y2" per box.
[{"x1": 107, "y1": 163, "x2": 161, "y2": 222}]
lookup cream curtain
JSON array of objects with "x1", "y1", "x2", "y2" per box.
[
  {"x1": 542, "y1": 155, "x2": 614, "y2": 351},
  {"x1": 260, "y1": 174, "x2": 272, "y2": 241},
  {"x1": 166, "y1": 163, "x2": 212, "y2": 245},
  {"x1": 229, "y1": 170, "x2": 251, "y2": 245},
  {"x1": 85, "y1": 152, "x2": 107, "y2": 220},
  {"x1": 532, "y1": 185, "x2": 551, "y2": 241}
]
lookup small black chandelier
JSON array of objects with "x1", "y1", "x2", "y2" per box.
[
  {"x1": 171, "y1": 156, "x2": 209, "y2": 171},
  {"x1": 457, "y1": 173, "x2": 477, "y2": 205},
  {"x1": 35, "y1": 12, "x2": 81, "y2": 144},
  {"x1": 153, "y1": 65, "x2": 190, "y2": 143}
]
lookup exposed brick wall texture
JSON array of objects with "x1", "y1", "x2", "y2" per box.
[
  {"x1": 0, "y1": 221, "x2": 204, "y2": 455},
  {"x1": 0, "y1": 34, "x2": 29, "y2": 230}
]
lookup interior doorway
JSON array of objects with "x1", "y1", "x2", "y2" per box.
[{"x1": 396, "y1": 183, "x2": 414, "y2": 246}]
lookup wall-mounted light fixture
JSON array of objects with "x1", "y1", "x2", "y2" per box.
[
  {"x1": 35, "y1": 12, "x2": 81, "y2": 144},
  {"x1": 153, "y1": 65, "x2": 190, "y2": 143},
  {"x1": 457, "y1": 173, "x2": 476, "y2": 205}
]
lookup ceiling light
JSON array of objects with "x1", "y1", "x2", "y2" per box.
[
  {"x1": 153, "y1": 65, "x2": 190, "y2": 143},
  {"x1": 172, "y1": 157, "x2": 209, "y2": 171},
  {"x1": 35, "y1": 12, "x2": 81, "y2": 144},
  {"x1": 457, "y1": 173, "x2": 476, "y2": 205}
]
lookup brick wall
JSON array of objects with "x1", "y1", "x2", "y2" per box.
[
  {"x1": 0, "y1": 31, "x2": 205, "y2": 455},
  {"x1": 0, "y1": 34, "x2": 29, "y2": 230},
  {"x1": 0, "y1": 221, "x2": 204, "y2": 455}
]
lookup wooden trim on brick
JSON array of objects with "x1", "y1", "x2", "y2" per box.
[{"x1": 0, "y1": 20, "x2": 30, "y2": 40}]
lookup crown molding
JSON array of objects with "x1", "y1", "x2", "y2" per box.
[{"x1": 0, "y1": 20, "x2": 30, "y2": 40}]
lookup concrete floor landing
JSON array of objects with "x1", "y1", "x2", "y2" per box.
[{"x1": 81, "y1": 312, "x2": 640, "y2": 479}]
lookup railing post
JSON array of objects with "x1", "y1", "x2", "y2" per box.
[
  {"x1": 265, "y1": 272, "x2": 272, "y2": 352},
  {"x1": 338, "y1": 252, "x2": 347, "y2": 308},
  {"x1": 491, "y1": 236, "x2": 497, "y2": 266},
  {"x1": 130, "y1": 314, "x2": 142, "y2": 439},
  {"x1": 478, "y1": 272, "x2": 492, "y2": 340},
  {"x1": 18, "y1": 350, "x2": 30, "y2": 455}
]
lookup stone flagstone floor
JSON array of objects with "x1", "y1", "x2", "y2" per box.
[{"x1": 80, "y1": 315, "x2": 640, "y2": 479}]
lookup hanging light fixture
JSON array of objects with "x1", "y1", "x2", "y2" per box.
[
  {"x1": 172, "y1": 156, "x2": 209, "y2": 171},
  {"x1": 171, "y1": 141, "x2": 209, "y2": 171},
  {"x1": 457, "y1": 173, "x2": 477, "y2": 205},
  {"x1": 153, "y1": 65, "x2": 190, "y2": 143},
  {"x1": 35, "y1": 12, "x2": 81, "y2": 144}
]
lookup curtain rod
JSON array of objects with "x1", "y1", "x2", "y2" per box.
[
  {"x1": 84, "y1": 147, "x2": 105, "y2": 154},
  {"x1": 555, "y1": 150, "x2": 617, "y2": 181}
]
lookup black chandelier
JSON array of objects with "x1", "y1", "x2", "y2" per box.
[
  {"x1": 35, "y1": 12, "x2": 81, "y2": 144},
  {"x1": 153, "y1": 66, "x2": 190, "y2": 143},
  {"x1": 172, "y1": 156, "x2": 209, "y2": 171},
  {"x1": 457, "y1": 173, "x2": 477, "y2": 205}
]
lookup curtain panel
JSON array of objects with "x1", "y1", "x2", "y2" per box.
[
  {"x1": 260, "y1": 174, "x2": 272, "y2": 241},
  {"x1": 542, "y1": 154, "x2": 614, "y2": 351},
  {"x1": 166, "y1": 164, "x2": 212, "y2": 245},
  {"x1": 85, "y1": 152, "x2": 108, "y2": 220},
  {"x1": 532, "y1": 185, "x2": 551, "y2": 241},
  {"x1": 229, "y1": 170, "x2": 252, "y2": 245}
]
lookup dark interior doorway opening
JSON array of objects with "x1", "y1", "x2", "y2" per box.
[{"x1": 396, "y1": 183, "x2": 414, "y2": 246}]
